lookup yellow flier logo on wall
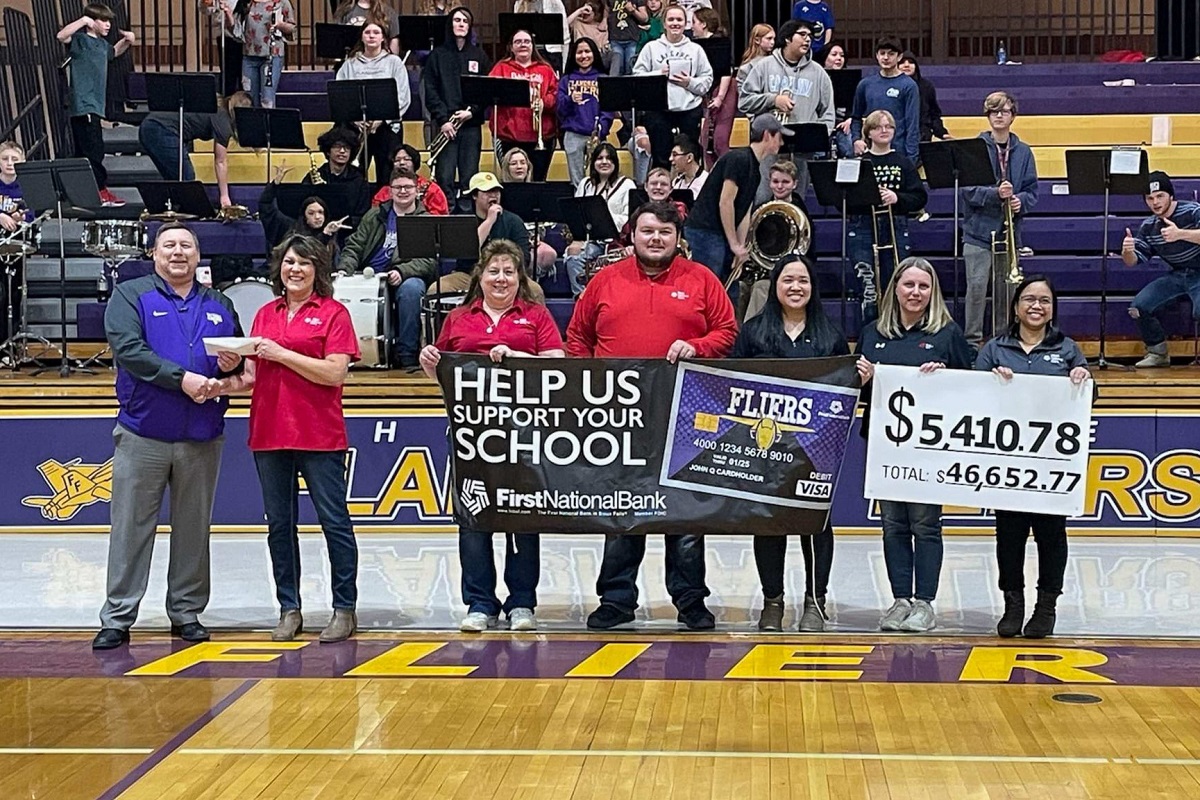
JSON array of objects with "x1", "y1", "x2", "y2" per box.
[{"x1": 21, "y1": 458, "x2": 114, "y2": 521}]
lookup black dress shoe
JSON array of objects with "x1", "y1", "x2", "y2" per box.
[
  {"x1": 586, "y1": 604, "x2": 636, "y2": 630},
  {"x1": 677, "y1": 602, "x2": 716, "y2": 631},
  {"x1": 170, "y1": 622, "x2": 211, "y2": 642},
  {"x1": 92, "y1": 628, "x2": 130, "y2": 650}
]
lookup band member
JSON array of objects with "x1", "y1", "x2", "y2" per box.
[
  {"x1": 57, "y1": 5, "x2": 136, "y2": 207},
  {"x1": 961, "y1": 91, "x2": 1039, "y2": 346},
  {"x1": 138, "y1": 93, "x2": 248, "y2": 210},
  {"x1": 258, "y1": 166, "x2": 347, "y2": 255},
  {"x1": 741, "y1": 159, "x2": 812, "y2": 320},
  {"x1": 424, "y1": 7, "x2": 491, "y2": 212},
  {"x1": 738, "y1": 18, "x2": 834, "y2": 196},
  {"x1": 335, "y1": 22, "x2": 411, "y2": 186},
  {"x1": 0, "y1": 141, "x2": 31, "y2": 231},
  {"x1": 370, "y1": 143, "x2": 450, "y2": 215},
  {"x1": 337, "y1": 168, "x2": 437, "y2": 370},
  {"x1": 490, "y1": 29, "x2": 559, "y2": 182},
  {"x1": 420, "y1": 239, "x2": 564, "y2": 631},
  {"x1": 683, "y1": 113, "x2": 787, "y2": 281},
  {"x1": 614, "y1": 167, "x2": 686, "y2": 251},
  {"x1": 849, "y1": 37, "x2": 920, "y2": 165},
  {"x1": 732, "y1": 254, "x2": 866, "y2": 631},
  {"x1": 332, "y1": 0, "x2": 401, "y2": 53},
  {"x1": 856, "y1": 258, "x2": 974, "y2": 634},
  {"x1": 567, "y1": 200, "x2": 737, "y2": 630},
  {"x1": 975, "y1": 274, "x2": 1090, "y2": 638},
  {"x1": 848, "y1": 109, "x2": 927, "y2": 322},
  {"x1": 565, "y1": 142, "x2": 636, "y2": 297},
  {"x1": 898, "y1": 52, "x2": 950, "y2": 143},
  {"x1": 304, "y1": 125, "x2": 372, "y2": 221},
  {"x1": 499, "y1": 148, "x2": 562, "y2": 275},
  {"x1": 669, "y1": 134, "x2": 708, "y2": 198},
  {"x1": 216, "y1": 235, "x2": 361, "y2": 643},
  {"x1": 236, "y1": 0, "x2": 296, "y2": 109},
  {"x1": 633, "y1": 3, "x2": 713, "y2": 170},
  {"x1": 558, "y1": 38, "x2": 614, "y2": 187},
  {"x1": 1122, "y1": 171, "x2": 1200, "y2": 368},
  {"x1": 822, "y1": 42, "x2": 853, "y2": 157},
  {"x1": 93, "y1": 224, "x2": 241, "y2": 650},
  {"x1": 691, "y1": 9, "x2": 732, "y2": 163}
]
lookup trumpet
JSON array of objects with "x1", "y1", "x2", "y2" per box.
[
  {"x1": 774, "y1": 87, "x2": 794, "y2": 124},
  {"x1": 531, "y1": 82, "x2": 546, "y2": 151},
  {"x1": 307, "y1": 150, "x2": 325, "y2": 184},
  {"x1": 429, "y1": 113, "x2": 465, "y2": 169}
]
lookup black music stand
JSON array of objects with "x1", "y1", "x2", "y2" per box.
[
  {"x1": 598, "y1": 75, "x2": 669, "y2": 139},
  {"x1": 397, "y1": 15, "x2": 447, "y2": 60},
  {"x1": 811, "y1": 158, "x2": 882, "y2": 331},
  {"x1": 694, "y1": 37, "x2": 733, "y2": 162},
  {"x1": 1066, "y1": 148, "x2": 1150, "y2": 370},
  {"x1": 828, "y1": 69, "x2": 863, "y2": 114},
  {"x1": 782, "y1": 122, "x2": 834, "y2": 164},
  {"x1": 498, "y1": 13, "x2": 566, "y2": 50},
  {"x1": 328, "y1": 79, "x2": 402, "y2": 184},
  {"x1": 235, "y1": 107, "x2": 307, "y2": 181},
  {"x1": 396, "y1": 216, "x2": 480, "y2": 342},
  {"x1": 17, "y1": 159, "x2": 101, "y2": 376},
  {"x1": 559, "y1": 195, "x2": 620, "y2": 244},
  {"x1": 315, "y1": 23, "x2": 364, "y2": 61},
  {"x1": 137, "y1": 181, "x2": 218, "y2": 219},
  {"x1": 275, "y1": 183, "x2": 361, "y2": 228},
  {"x1": 504, "y1": 181, "x2": 574, "y2": 275},
  {"x1": 462, "y1": 76, "x2": 532, "y2": 159},
  {"x1": 920, "y1": 138, "x2": 994, "y2": 319},
  {"x1": 144, "y1": 73, "x2": 219, "y2": 182}
]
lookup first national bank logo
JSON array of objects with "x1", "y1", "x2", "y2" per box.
[{"x1": 460, "y1": 478, "x2": 490, "y2": 515}]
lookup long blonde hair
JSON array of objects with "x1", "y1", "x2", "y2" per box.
[{"x1": 875, "y1": 256, "x2": 954, "y2": 338}]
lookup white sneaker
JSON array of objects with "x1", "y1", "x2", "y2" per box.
[
  {"x1": 508, "y1": 608, "x2": 537, "y2": 631},
  {"x1": 1135, "y1": 351, "x2": 1170, "y2": 368},
  {"x1": 880, "y1": 599, "x2": 912, "y2": 631},
  {"x1": 899, "y1": 599, "x2": 937, "y2": 632},
  {"x1": 459, "y1": 611, "x2": 499, "y2": 632}
]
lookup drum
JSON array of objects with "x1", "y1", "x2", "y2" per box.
[
  {"x1": 0, "y1": 225, "x2": 39, "y2": 262},
  {"x1": 333, "y1": 273, "x2": 390, "y2": 369},
  {"x1": 82, "y1": 220, "x2": 146, "y2": 259},
  {"x1": 220, "y1": 277, "x2": 276, "y2": 334}
]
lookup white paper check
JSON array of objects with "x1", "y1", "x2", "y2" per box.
[{"x1": 203, "y1": 337, "x2": 258, "y2": 356}]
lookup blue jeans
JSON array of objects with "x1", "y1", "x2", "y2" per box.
[
  {"x1": 596, "y1": 534, "x2": 708, "y2": 613},
  {"x1": 242, "y1": 54, "x2": 283, "y2": 108},
  {"x1": 609, "y1": 40, "x2": 638, "y2": 76},
  {"x1": 1130, "y1": 269, "x2": 1200, "y2": 346},
  {"x1": 848, "y1": 214, "x2": 910, "y2": 323},
  {"x1": 684, "y1": 225, "x2": 730, "y2": 281},
  {"x1": 253, "y1": 450, "x2": 358, "y2": 611},
  {"x1": 565, "y1": 241, "x2": 605, "y2": 297},
  {"x1": 878, "y1": 500, "x2": 943, "y2": 602},
  {"x1": 139, "y1": 118, "x2": 194, "y2": 182},
  {"x1": 459, "y1": 531, "x2": 540, "y2": 615},
  {"x1": 833, "y1": 128, "x2": 854, "y2": 158},
  {"x1": 392, "y1": 276, "x2": 426, "y2": 365}
]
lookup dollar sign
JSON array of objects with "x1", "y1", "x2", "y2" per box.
[{"x1": 884, "y1": 388, "x2": 914, "y2": 446}]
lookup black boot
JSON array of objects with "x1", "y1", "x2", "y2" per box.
[
  {"x1": 997, "y1": 591, "x2": 1024, "y2": 638},
  {"x1": 1023, "y1": 590, "x2": 1058, "y2": 639}
]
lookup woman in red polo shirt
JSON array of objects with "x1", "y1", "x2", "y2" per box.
[
  {"x1": 418, "y1": 238, "x2": 565, "y2": 632},
  {"x1": 217, "y1": 234, "x2": 362, "y2": 643}
]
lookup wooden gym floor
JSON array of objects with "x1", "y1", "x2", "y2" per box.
[{"x1": 5, "y1": 632, "x2": 1200, "y2": 799}]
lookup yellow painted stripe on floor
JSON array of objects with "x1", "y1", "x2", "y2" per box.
[{"x1": 564, "y1": 643, "x2": 652, "y2": 677}]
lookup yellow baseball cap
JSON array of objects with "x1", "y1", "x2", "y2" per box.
[{"x1": 466, "y1": 172, "x2": 503, "y2": 194}]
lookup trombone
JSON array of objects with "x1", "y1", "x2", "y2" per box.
[
  {"x1": 989, "y1": 183, "x2": 1024, "y2": 335},
  {"x1": 864, "y1": 203, "x2": 898, "y2": 310}
]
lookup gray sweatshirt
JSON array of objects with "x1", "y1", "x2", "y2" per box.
[
  {"x1": 633, "y1": 35, "x2": 714, "y2": 112},
  {"x1": 335, "y1": 51, "x2": 412, "y2": 120},
  {"x1": 738, "y1": 50, "x2": 834, "y2": 132}
]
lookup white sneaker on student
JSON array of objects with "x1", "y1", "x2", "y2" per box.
[
  {"x1": 508, "y1": 608, "x2": 537, "y2": 631},
  {"x1": 899, "y1": 599, "x2": 937, "y2": 632},
  {"x1": 880, "y1": 599, "x2": 912, "y2": 631},
  {"x1": 459, "y1": 611, "x2": 499, "y2": 632}
]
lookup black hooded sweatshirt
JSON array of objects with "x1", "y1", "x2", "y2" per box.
[{"x1": 422, "y1": 7, "x2": 492, "y2": 128}]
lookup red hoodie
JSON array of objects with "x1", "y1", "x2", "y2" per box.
[{"x1": 488, "y1": 59, "x2": 559, "y2": 144}]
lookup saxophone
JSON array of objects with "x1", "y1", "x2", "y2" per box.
[
  {"x1": 583, "y1": 113, "x2": 601, "y2": 166},
  {"x1": 307, "y1": 150, "x2": 325, "y2": 184}
]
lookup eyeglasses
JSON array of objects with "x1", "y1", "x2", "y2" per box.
[
  {"x1": 988, "y1": 109, "x2": 1014, "y2": 117},
  {"x1": 794, "y1": 31, "x2": 813, "y2": 39},
  {"x1": 1019, "y1": 296, "x2": 1052, "y2": 307},
  {"x1": 669, "y1": 150, "x2": 685, "y2": 158},
  {"x1": 392, "y1": 184, "x2": 417, "y2": 192}
]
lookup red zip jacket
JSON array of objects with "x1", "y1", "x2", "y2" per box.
[
  {"x1": 488, "y1": 59, "x2": 559, "y2": 143},
  {"x1": 566, "y1": 255, "x2": 737, "y2": 358}
]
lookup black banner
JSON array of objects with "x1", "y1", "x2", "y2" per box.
[{"x1": 437, "y1": 355, "x2": 861, "y2": 535}]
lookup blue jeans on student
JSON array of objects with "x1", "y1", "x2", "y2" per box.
[
  {"x1": 392, "y1": 276, "x2": 426, "y2": 366},
  {"x1": 139, "y1": 118, "x2": 195, "y2": 182},
  {"x1": 242, "y1": 54, "x2": 283, "y2": 108},
  {"x1": 878, "y1": 500, "x2": 943, "y2": 603},
  {"x1": 253, "y1": 449, "x2": 358, "y2": 611},
  {"x1": 609, "y1": 40, "x2": 638, "y2": 76},
  {"x1": 459, "y1": 531, "x2": 540, "y2": 615},
  {"x1": 848, "y1": 214, "x2": 910, "y2": 323},
  {"x1": 1130, "y1": 268, "x2": 1200, "y2": 346},
  {"x1": 683, "y1": 225, "x2": 730, "y2": 281},
  {"x1": 565, "y1": 241, "x2": 605, "y2": 297},
  {"x1": 596, "y1": 534, "x2": 709, "y2": 613}
]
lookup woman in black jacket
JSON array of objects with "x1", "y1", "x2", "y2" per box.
[
  {"x1": 898, "y1": 52, "x2": 949, "y2": 143},
  {"x1": 731, "y1": 254, "x2": 870, "y2": 632}
]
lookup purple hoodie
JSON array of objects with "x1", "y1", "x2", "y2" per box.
[{"x1": 555, "y1": 68, "x2": 614, "y2": 138}]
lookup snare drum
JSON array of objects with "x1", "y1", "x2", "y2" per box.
[
  {"x1": 333, "y1": 273, "x2": 390, "y2": 369},
  {"x1": 0, "y1": 225, "x2": 39, "y2": 261},
  {"x1": 82, "y1": 220, "x2": 146, "y2": 259},
  {"x1": 220, "y1": 277, "x2": 276, "y2": 334}
]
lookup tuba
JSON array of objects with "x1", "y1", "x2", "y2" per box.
[{"x1": 725, "y1": 200, "x2": 812, "y2": 289}]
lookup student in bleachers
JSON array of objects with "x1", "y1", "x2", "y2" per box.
[
  {"x1": 849, "y1": 37, "x2": 920, "y2": 166},
  {"x1": 823, "y1": 42, "x2": 854, "y2": 157},
  {"x1": 236, "y1": 0, "x2": 296, "y2": 109},
  {"x1": 490, "y1": 29, "x2": 559, "y2": 183},
  {"x1": 332, "y1": 0, "x2": 401, "y2": 54},
  {"x1": 335, "y1": 22, "x2": 411, "y2": 187},
  {"x1": 790, "y1": 1, "x2": 834, "y2": 54},
  {"x1": 1123, "y1": 171, "x2": 1200, "y2": 368},
  {"x1": 669, "y1": 134, "x2": 708, "y2": 198},
  {"x1": 369, "y1": 144, "x2": 450, "y2": 215},
  {"x1": 139, "y1": 92, "x2": 249, "y2": 212},
  {"x1": 0, "y1": 141, "x2": 31, "y2": 232},
  {"x1": 635, "y1": 0, "x2": 666, "y2": 58},
  {"x1": 740, "y1": 159, "x2": 813, "y2": 320},
  {"x1": 303, "y1": 125, "x2": 372, "y2": 221},
  {"x1": 514, "y1": 1, "x2": 570, "y2": 73},
  {"x1": 564, "y1": 142, "x2": 636, "y2": 297},
  {"x1": 692, "y1": 8, "x2": 732, "y2": 164},
  {"x1": 498, "y1": 148, "x2": 560, "y2": 275},
  {"x1": 608, "y1": 0, "x2": 646, "y2": 76},
  {"x1": 558, "y1": 37, "x2": 613, "y2": 187},
  {"x1": 898, "y1": 52, "x2": 950, "y2": 144},
  {"x1": 56, "y1": 5, "x2": 136, "y2": 207},
  {"x1": 568, "y1": 1, "x2": 610, "y2": 69},
  {"x1": 258, "y1": 165, "x2": 347, "y2": 258}
]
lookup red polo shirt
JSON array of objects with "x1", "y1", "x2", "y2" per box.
[
  {"x1": 248, "y1": 294, "x2": 361, "y2": 452},
  {"x1": 436, "y1": 297, "x2": 564, "y2": 355}
]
